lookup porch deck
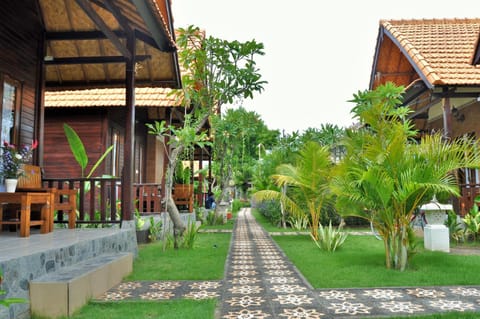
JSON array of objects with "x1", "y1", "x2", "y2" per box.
[{"x1": 0, "y1": 227, "x2": 137, "y2": 319}]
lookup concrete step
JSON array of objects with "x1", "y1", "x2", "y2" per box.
[{"x1": 30, "y1": 252, "x2": 133, "y2": 318}]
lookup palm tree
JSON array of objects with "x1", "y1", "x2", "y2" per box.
[
  {"x1": 333, "y1": 83, "x2": 480, "y2": 271},
  {"x1": 254, "y1": 141, "x2": 334, "y2": 240}
]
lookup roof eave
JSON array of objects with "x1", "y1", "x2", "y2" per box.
[{"x1": 381, "y1": 25, "x2": 435, "y2": 90}]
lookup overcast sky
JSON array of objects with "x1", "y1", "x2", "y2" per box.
[{"x1": 171, "y1": 0, "x2": 479, "y2": 134}]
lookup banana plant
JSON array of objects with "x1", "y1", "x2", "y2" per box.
[{"x1": 63, "y1": 123, "x2": 114, "y2": 178}]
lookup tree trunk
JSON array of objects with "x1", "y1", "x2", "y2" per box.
[
  {"x1": 280, "y1": 185, "x2": 287, "y2": 228},
  {"x1": 164, "y1": 146, "x2": 186, "y2": 249}
]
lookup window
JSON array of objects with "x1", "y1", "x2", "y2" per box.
[{"x1": 0, "y1": 76, "x2": 21, "y2": 144}]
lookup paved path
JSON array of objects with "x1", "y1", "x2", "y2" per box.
[{"x1": 98, "y1": 208, "x2": 480, "y2": 318}]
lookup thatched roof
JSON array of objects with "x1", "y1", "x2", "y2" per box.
[{"x1": 38, "y1": 0, "x2": 181, "y2": 89}]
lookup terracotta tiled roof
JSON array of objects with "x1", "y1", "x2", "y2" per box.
[
  {"x1": 44, "y1": 87, "x2": 182, "y2": 108},
  {"x1": 381, "y1": 18, "x2": 480, "y2": 85}
]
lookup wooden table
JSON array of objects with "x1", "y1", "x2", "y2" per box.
[{"x1": 0, "y1": 192, "x2": 54, "y2": 237}]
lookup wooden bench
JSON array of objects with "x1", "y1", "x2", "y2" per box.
[
  {"x1": 17, "y1": 164, "x2": 77, "y2": 229},
  {"x1": 173, "y1": 184, "x2": 194, "y2": 213}
]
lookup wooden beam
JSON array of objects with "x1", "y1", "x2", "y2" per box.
[
  {"x1": 46, "y1": 30, "x2": 160, "y2": 50},
  {"x1": 44, "y1": 55, "x2": 150, "y2": 65},
  {"x1": 131, "y1": 0, "x2": 175, "y2": 52},
  {"x1": 122, "y1": 31, "x2": 136, "y2": 220},
  {"x1": 74, "y1": 0, "x2": 131, "y2": 59}
]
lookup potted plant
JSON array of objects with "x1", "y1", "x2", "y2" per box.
[{"x1": 0, "y1": 140, "x2": 38, "y2": 192}]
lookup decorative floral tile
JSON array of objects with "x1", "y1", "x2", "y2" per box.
[
  {"x1": 148, "y1": 281, "x2": 181, "y2": 290},
  {"x1": 318, "y1": 290, "x2": 356, "y2": 301},
  {"x1": 228, "y1": 285, "x2": 264, "y2": 294},
  {"x1": 449, "y1": 287, "x2": 480, "y2": 297},
  {"x1": 265, "y1": 276, "x2": 298, "y2": 284},
  {"x1": 429, "y1": 299, "x2": 476, "y2": 312},
  {"x1": 225, "y1": 295, "x2": 265, "y2": 308},
  {"x1": 230, "y1": 270, "x2": 259, "y2": 277},
  {"x1": 278, "y1": 307, "x2": 324, "y2": 318},
  {"x1": 363, "y1": 289, "x2": 404, "y2": 300},
  {"x1": 98, "y1": 290, "x2": 132, "y2": 301},
  {"x1": 222, "y1": 309, "x2": 271, "y2": 318},
  {"x1": 183, "y1": 290, "x2": 219, "y2": 300},
  {"x1": 139, "y1": 290, "x2": 175, "y2": 300},
  {"x1": 327, "y1": 301, "x2": 372, "y2": 315},
  {"x1": 270, "y1": 284, "x2": 307, "y2": 293},
  {"x1": 189, "y1": 281, "x2": 221, "y2": 290},
  {"x1": 379, "y1": 300, "x2": 425, "y2": 313},
  {"x1": 116, "y1": 281, "x2": 143, "y2": 290},
  {"x1": 232, "y1": 277, "x2": 260, "y2": 285},
  {"x1": 265, "y1": 269, "x2": 293, "y2": 276},
  {"x1": 406, "y1": 288, "x2": 446, "y2": 298},
  {"x1": 272, "y1": 294, "x2": 313, "y2": 305}
]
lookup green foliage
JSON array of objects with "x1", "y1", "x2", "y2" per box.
[
  {"x1": 310, "y1": 221, "x2": 348, "y2": 252},
  {"x1": 446, "y1": 210, "x2": 465, "y2": 243},
  {"x1": 333, "y1": 83, "x2": 480, "y2": 271},
  {"x1": 463, "y1": 198, "x2": 480, "y2": 241},
  {"x1": 231, "y1": 199, "x2": 249, "y2": 214},
  {"x1": 148, "y1": 217, "x2": 162, "y2": 242},
  {"x1": 256, "y1": 200, "x2": 283, "y2": 227},
  {"x1": 288, "y1": 214, "x2": 309, "y2": 231},
  {"x1": 254, "y1": 141, "x2": 334, "y2": 240},
  {"x1": 134, "y1": 210, "x2": 145, "y2": 231},
  {"x1": 182, "y1": 222, "x2": 200, "y2": 249},
  {"x1": 63, "y1": 123, "x2": 114, "y2": 178},
  {"x1": 205, "y1": 210, "x2": 224, "y2": 226}
]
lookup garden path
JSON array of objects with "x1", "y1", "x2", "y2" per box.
[{"x1": 98, "y1": 208, "x2": 480, "y2": 318}]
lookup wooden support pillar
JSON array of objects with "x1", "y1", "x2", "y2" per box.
[
  {"x1": 122, "y1": 32, "x2": 136, "y2": 221},
  {"x1": 442, "y1": 90, "x2": 452, "y2": 140}
]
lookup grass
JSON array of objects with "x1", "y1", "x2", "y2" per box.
[
  {"x1": 126, "y1": 232, "x2": 231, "y2": 280},
  {"x1": 33, "y1": 300, "x2": 217, "y2": 319},
  {"x1": 274, "y1": 234, "x2": 480, "y2": 288}
]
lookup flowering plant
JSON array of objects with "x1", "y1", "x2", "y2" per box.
[{"x1": 0, "y1": 140, "x2": 38, "y2": 179}]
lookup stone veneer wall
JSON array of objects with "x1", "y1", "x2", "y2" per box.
[{"x1": 0, "y1": 227, "x2": 137, "y2": 319}]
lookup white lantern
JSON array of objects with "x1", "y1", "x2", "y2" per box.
[{"x1": 419, "y1": 195, "x2": 451, "y2": 252}]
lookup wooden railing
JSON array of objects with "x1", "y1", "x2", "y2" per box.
[
  {"x1": 43, "y1": 177, "x2": 122, "y2": 226},
  {"x1": 134, "y1": 183, "x2": 163, "y2": 214},
  {"x1": 42, "y1": 178, "x2": 166, "y2": 226},
  {"x1": 456, "y1": 184, "x2": 480, "y2": 216}
]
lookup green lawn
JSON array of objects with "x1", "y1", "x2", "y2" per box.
[
  {"x1": 33, "y1": 300, "x2": 217, "y2": 319},
  {"x1": 127, "y1": 232, "x2": 231, "y2": 280},
  {"x1": 274, "y1": 234, "x2": 480, "y2": 288}
]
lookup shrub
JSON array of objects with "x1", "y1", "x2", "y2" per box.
[
  {"x1": 205, "y1": 211, "x2": 224, "y2": 226},
  {"x1": 310, "y1": 221, "x2": 348, "y2": 252},
  {"x1": 232, "y1": 199, "x2": 249, "y2": 214},
  {"x1": 256, "y1": 200, "x2": 283, "y2": 227},
  {"x1": 288, "y1": 214, "x2": 309, "y2": 231}
]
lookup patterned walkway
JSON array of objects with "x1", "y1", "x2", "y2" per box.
[{"x1": 98, "y1": 208, "x2": 480, "y2": 318}]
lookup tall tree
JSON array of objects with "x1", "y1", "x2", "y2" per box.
[
  {"x1": 213, "y1": 107, "x2": 279, "y2": 201},
  {"x1": 333, "y1": 83, "x2": 480, "y2": 271},
  {"x1": 254, "y1": 141, "x2": 334, "y2": 239},
  {"x1": 148, "y1": 26, "x2": 267, "y2": 242}
]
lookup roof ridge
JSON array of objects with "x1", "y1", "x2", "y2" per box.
[{"x1": 381, "y1": 17, "x2": 480, "y2": 25}]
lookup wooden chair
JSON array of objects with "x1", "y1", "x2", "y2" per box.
[
  {"x1": 173, "y1": 184, "x2": 194, "y2": 213},
  {"x1": 17, "y1": 165, "x2": 77, "y2": 229}
]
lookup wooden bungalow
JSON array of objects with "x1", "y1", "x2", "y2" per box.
[
  {"x1": 0, "y1": 0, "x2": 182, "y2": 223},
  {"x1": 370, "y1": 18, "x2": 480, "y2": 213},
  {"x1": 42, "y1": 86, "x2": 211, "y2": 215}
]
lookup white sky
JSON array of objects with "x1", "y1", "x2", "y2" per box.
[{"x1": 171, "y1": 0, "x2": 479, "y2": 134}]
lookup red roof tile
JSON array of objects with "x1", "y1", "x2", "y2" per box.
[
  {"x1": 44, "y1": 87, "x2": 182, "y2": 108},
  {"x1": 381, "y1": 18, "x2": 480, "y2": 85}
]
